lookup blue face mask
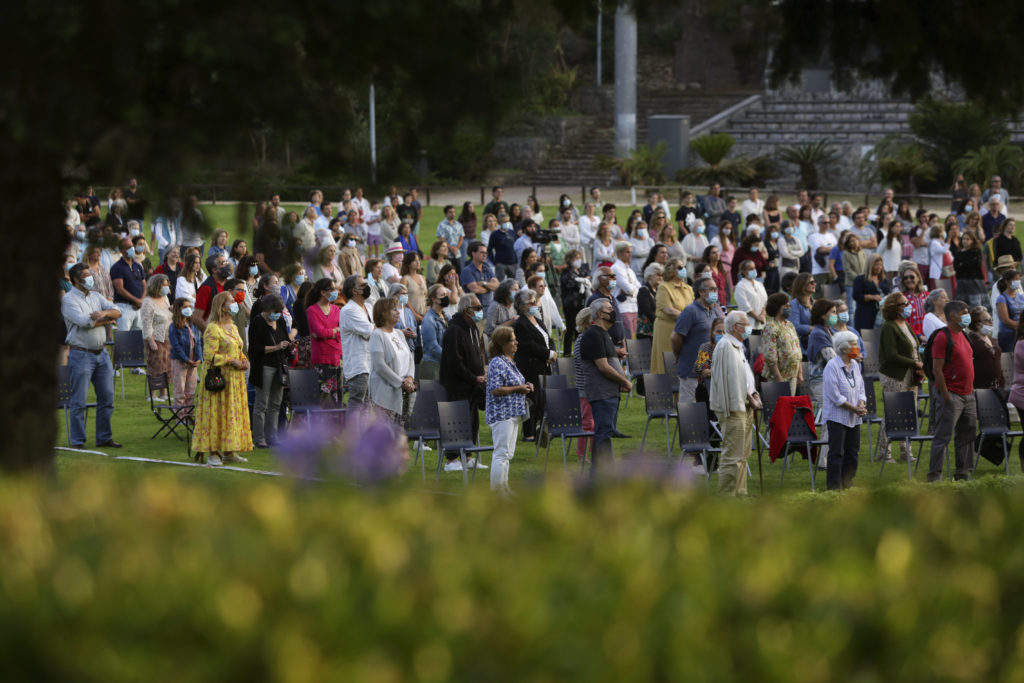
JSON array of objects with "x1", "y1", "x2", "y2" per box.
[
  {"x1": 268, "y1": 312, "x2": 281, "y2": 321},
  {"x1": 134, "y1": 245, "x2": 145, "y2": 254},
  {"x1": 745, "y1": 270, "x2": 755, "y2": 280},
  {"x1": 228, "y1": 301, "x2": 239, "y2": 315},
  {"x1": 696, "y1": 225, "x2": 706, "y2": 235},
  {"x1": 959, "y1": 313, "x2": 972, "y2": 327},
  {"x1": 528, "y1": 305, "x2": 541, "y2": 317},
  {"x1": 743, "y1": 325, "x2": 753, "y2": 340},
  {"x1": 161, "y1": 286, "x2": 170, "y2": 297},
  {"x1": 181, "y1": 307, "x2": 193, "y2": 318},
  {"x1": 473, "y1": 310, "x2": 484, "y2": 322},
  {"x1": 827, "y1": 314, "x2": 838, "y2": 327},
  {"x1": 677, "y1": 268, "x2": 687, "y2": 280},
  {"x1": 249, "y1": 265, "x2": 259, "y2": 276},
  {"x1": 294, "y1": 275, "x2": 306, "y2": 286},
  {"x1": 839, "y1": 311, "x2": 850, "y2": 323},
  {"x1": 714, "y1": 333, "x2": 723, "y2": 343},
  {"x1": 707, "y1": 292, "x2": 719, "y2": 304},
  {"x1": 399, "y1": 294, "x2": 409, "y2": 306},
  {"x1": 83, "y1": 275, "x2": 95, "y2": 290},
  {"x1": 75, "y1": 230, "x2": 86, "y2": 241},
  {"x1": 770, "y1": 231, "x2": 780, "y2": 240},
  {"x1": 327, "y1": 290, "x2": 339, "y2": 302},
  {"x1": 903, "y1": 304, "x2": 913, "y2": 319},
  {"x1": 784, "y1": 227, "x2": 794, "y2": 235}
]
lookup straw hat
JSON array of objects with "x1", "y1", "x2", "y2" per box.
[
  {"x1": 995, "y1": 254, "x2": 1019, "y2": 272},
  {"x1": 385, "y1": 242, "x2": 404, "y2": 255}
]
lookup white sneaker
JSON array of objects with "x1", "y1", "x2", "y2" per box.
[
  {"x1": 421, "y1": 444, "x2": 433, "y2": 451},
  {"x1": 444, "y1": 460, "x2": 463, "y2": 472},
  {"x1": 466, "y1": 457, "x2": 488, "y2": 470},
  {"x1": 206, "y1": 454, "x2": 223, "y2": 467},
  {"x1": 223, "y1": 453, "x2": 248, "y2": 464}
]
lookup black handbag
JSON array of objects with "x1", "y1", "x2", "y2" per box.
[
  {"x1": 204, "y1": 366, "x2": 226, "y2": 392},
  {"x1": 277, "y1": 364, "x2": 289, "y2": 388}
]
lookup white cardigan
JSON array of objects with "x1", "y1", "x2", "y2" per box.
[{"x1": 709, "y1": 335, "x2": 754, "y2": 418}]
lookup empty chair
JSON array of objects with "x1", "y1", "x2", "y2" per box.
[
  {"x1": 862, "y1": 375, "x2": 885, "y2": 461},
  {"x1": 534, "y1": 374, "x2": 571, "y2": 456},
  {"x1": 57, "y1": 365, "x2": 96, "y2": 447},
  {"x1": 777, "y1": 406, "x2": 829, "y2": 491},
  {"x1": 417, "y1": 379, "x2": 448, "y2": 402},
  {"x1": 820, "y1": 283, "x2": 842, "y2": 301},
  {"x1": 147, "y1": 372, "x2": 192, "y2": 441},
  {"x1": 861, "y1": 340, "x2": 880, "y2": 380},
  {"x1": 639, "y1": 374, "x2": 678, "y2": 456},
  {"x1": 878, "y1": 391, "x2": 933, "y2": 480},
  {"x1": 675, "y1": 402, "x2": 721, "y2": 487},
  {"x1": 541, "y1": 388, "x2": 595, "y2": 471},
  {"x1": 436, "y1": 401, "x2": 494, "y2": 485},
  {"x1": 289, "y1": 368, "x2": 347, "y2": 424},
  {"x1": 406, "y1": 390, "x2": 441, "y2": 481},
  {"x1": 113, "y1": 329, "x2": 146, "y2": 399},
  {"x1": 625, "y1": 338, "x2": 652, "y2": 381},
  {"x1": 858, "y1": 328, "x2": 879, "y2": 345},
  {"x1": 554, "y1": 357, "x2": 576, "y2": 388},
  {"x1": 974, "y1": 389, "x2": 1023, "y2": 476}
]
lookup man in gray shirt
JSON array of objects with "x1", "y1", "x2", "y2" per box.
[
  {"x1": 579, "y1": 299, "x2": 632, "y2": 473},
  {"x1": 62, "y1": 263, "x2": 122, "y2": 448}
]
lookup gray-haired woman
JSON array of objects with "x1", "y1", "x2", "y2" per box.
[
  {"x1": 637, "y1": 262, "x2": 663, "y2": 340},
  {"x1": 821, "y1": 330, "x2": 867, "y2": 490},
  {"x1": 485, "y1": 278, "x2": 519, "y2": 338}
]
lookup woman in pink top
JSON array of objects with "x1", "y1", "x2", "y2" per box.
[{"x1": 306, "y1": 278, "x2": 343, "y2": 407}]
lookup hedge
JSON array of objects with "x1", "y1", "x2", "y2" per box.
[{"x1": 1, "y1": 471, "x2": 1023, "y2": 681}]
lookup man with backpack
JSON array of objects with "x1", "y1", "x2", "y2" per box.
[{"x1": 927, "y1": 300, "x2": 977, "y2": 482}]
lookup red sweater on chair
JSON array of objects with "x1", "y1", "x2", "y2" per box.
[{"x1": 768, "y1": 395, "x2": 817, "y2": 463}]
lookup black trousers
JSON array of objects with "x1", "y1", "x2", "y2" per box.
[{"x1": 826, "y1": 420, "x2": 860, "y2": 490}]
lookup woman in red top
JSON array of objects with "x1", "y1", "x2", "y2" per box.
[
  {"x1": 306, "y1": 278, "x2": 343, "y2": 407},
  {"x1": 702, "y1": 244, "x2": 731, "y2": 305},
  {"x1": 730, "y1": 233, "x2": 767, "y2": 285},
  {"x1": 898, "y1": 261, "x2": 928, "y2": 340}
]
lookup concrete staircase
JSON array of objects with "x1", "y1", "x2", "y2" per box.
[{"x1": 522, "y1": 88, "x2": 760, "y2": 185}]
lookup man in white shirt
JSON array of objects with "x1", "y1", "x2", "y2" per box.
[
  {"x1": 340, "y1": 275, "x2": 374, "y2": 409},
  {"x1": 740, "y1": 188, "x2": 765, "y2": 226},
  {"x1": 808, "y1": 216, "x2": 838, "y2": 285},
  {"x1": 710, "y1": 310, "x2": 761, "y2": 496},
  {"x1": 353, "y1": 187, "x2": 371, "y2": 217},
  {"x1": 313, "y1": 202, "x2": 333, "y2": 232},
  {"x1": 610, "y1": 241, "x2": 640, "y2": 339}
]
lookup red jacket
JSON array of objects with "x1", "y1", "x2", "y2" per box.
[{"x1": 768, "y1": 395, "x2": 818, "y2": 463}]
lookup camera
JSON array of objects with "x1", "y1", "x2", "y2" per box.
[{"x1": 533, "y1": 229, "x2": 553, "y2": 244}]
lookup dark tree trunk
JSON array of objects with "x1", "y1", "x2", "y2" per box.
[{"x1": 0, "y1": 141, "x2": 62, "y2": 473}]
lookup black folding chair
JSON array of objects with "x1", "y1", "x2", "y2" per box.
[
  {"x1": 675, "y1": 402, "x2": 720, "y2": 488},
  {"x1": 542, "y1": 388, "x2": 595, "y2": 472},
  {"x1": 113, "y1": 330, "x2": 146, "y2": 399},
  {"x1": 862, "y1": 375, "x2": 885, "y2": 462},
  {"x1": 974, "y1": 389, "x2": 1023, "y2": 476},
  {"x1": 436, "y1": 401, "x2": 493, "y2": 485},
  {"x1": 407, "y1": 390, "x2": 441, "y2": 481},
  {"x1": 625, "y1": 337, "x2": 652, "y2": 406},
  {"x1": 554, "y1": 357, "x2": 576, "y2": 388},
  {"x1": 417, "y1": 379, "x2": 448, "y2": 402},
  {"x1": 639, "y1": 373, "x2": 678, "y2": 457},
  {"x1": 288, "y1": 368, "x2": 347, "y2": 424},
  {"x1": 146, "y1": 372, "x2": 192, "y2": 441},
  {"x1": 56, "y1": 365, "x2": 96, "y2": 447},
  {"x1": 757, "y1": 381, "x2": 792, "y2": 450},
  {"x1": 877, "y1": 391, "x2": 933, "y2": 480},
  {"x1": 861, "y1": 340, "x2": 880, "y2": 381},
  {"x1": 535, "y1": 374, "x2": 570, "y2": 457},
  {"x1": 778, "y1": 406, "x2": 829, "y2": 491}
]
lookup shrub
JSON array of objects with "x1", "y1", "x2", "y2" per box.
[
  {"x1": 777, "y1": 139, "x2": 840, "y2": 190},
  {"x1": 690, "y1": 132, "x2": 736, "y2": 166},
  {"x1": 3, "y1": 471, "x2": 1024, "y2": 680},
  {"x1": 594, "y1": 142, "x2": 667, "y2": 185},
  {"x1": 953, "y1": 139, "x2": 1024, "y2": 190},
  {"x1": 909, "y1": 99, "x2": 1009, "y2": 187}
]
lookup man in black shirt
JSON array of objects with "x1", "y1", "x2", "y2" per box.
[{"x1": 580, "y1": 299, "x2": 632, "y2": 473}]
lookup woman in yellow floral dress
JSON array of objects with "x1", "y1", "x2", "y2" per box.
[
  {"x1": 192, "y1": 291, "x2": 254, "y2": 466},
  {"x1": 760, "y1": 291, "x2": 803, "y2": 395}
]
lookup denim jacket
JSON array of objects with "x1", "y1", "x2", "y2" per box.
[
  {"x1": 421, "y1": 307, "x2": 447, "y2": 364},
  {"x1": 168, "y1": 322, "x2": 203, "y2": 362}
]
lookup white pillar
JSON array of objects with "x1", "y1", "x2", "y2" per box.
[{"x1": 613, "y1": 3, "x2": 636, "y2": 158}]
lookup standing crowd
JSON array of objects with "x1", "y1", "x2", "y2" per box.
[{"x1": 61, "y1": 178, "x2": 1024, "y2": 494}]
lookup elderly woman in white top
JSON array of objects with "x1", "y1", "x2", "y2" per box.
[
  {"x1": 681, "y1": 219, "x2": 710, "y2": 262},
  {"x1": 821, "y1": 330, "x2": 867, "y2": 491},
  {"x1": 733, "y1": 259, "x2": 768, "y2": 330},
  {"x1": 610, "y1": 241, "x2": 640, "y2": 339},
  {"x1": 368, "y1": 296, "x2": 416, "y2": 424},
  {"x1": 628, "y1": 221, "x2": 655, "y2": 276},
  {"x1": 922, "y1": 288, "x2": 948, "y2": 339}
]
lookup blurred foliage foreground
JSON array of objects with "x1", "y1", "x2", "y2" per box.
[{"x1": 2, "y1": 472, "x2": 1024, "y2": 682}]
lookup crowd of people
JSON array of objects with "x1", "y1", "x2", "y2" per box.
[{"x1": 60, "y1": 178, "x2": 1024, "y2": 495}]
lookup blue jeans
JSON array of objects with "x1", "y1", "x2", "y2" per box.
[
  {"x1": 68, "y1": 348, "x2": 115, "y2": 445},
  {"x1": 588, "y1": 396, "x2": 620, "y2": 474}
]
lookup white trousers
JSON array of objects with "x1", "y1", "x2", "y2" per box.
[{"x1": 490, "y1": 417, "x2": 520, "y2": 491}]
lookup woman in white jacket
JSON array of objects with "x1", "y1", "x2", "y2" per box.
[{"x1": 733, "y1": 259, "x2": 768, "y2": 330}]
